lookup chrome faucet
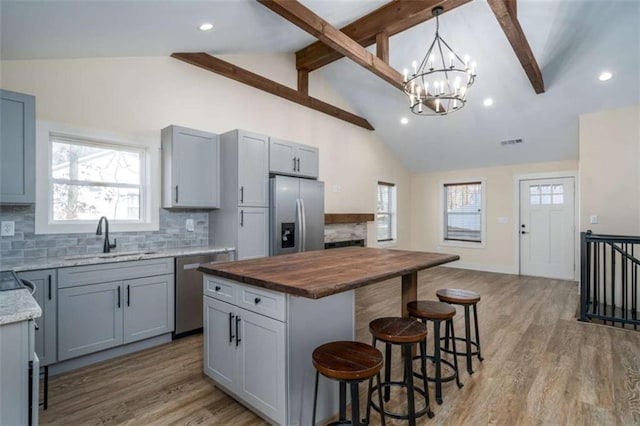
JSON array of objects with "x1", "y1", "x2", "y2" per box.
[{"x1": 96, "y1": 216, "x2": 117, "y2": 253}]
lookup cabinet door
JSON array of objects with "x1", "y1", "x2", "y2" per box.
[
  {"x1": 238, "y1": 131, "x2": 269, "y2": 207},
  {"x1": 170, "y1": 126, "x2": 220, "y2": 208},
  {"x1": 237, "y1": 207, "x2": 269, "y2": 260},
  {"x1": 203, "y1": 297, "x2": 237, "y2": 391},
  {"x1": 295, "y1": 144, "x2": 319, "y2": 179},
  {"x1": 58, "y1": 281, "x2": 124, "y2": 361},
  {"x1": 0, "y1": 90, "x2": 35, "y2": 204},
  {"x1": 123, "y1": 274, "x2": 175, "y2": 344},
  {"x1": 235, "y1": 308, "x2": 286, "y2": 425},
  {"x1": 17, "y1": 269, "x2": 57, "y2": 366},
  {"x1": 269, "y1": 137, "x2": 296, "y2": 176}
]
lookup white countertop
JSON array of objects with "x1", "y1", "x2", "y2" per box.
[
  {"x1": 0, "y1": 288, "x2": 41, "y2": 325},
  {"x1": 0, "y1": 245, "x2": 235, "y2": 273}
]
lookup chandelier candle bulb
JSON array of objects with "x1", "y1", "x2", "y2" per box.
[
  {"x1": 403, "y1": 69, "x2": 408, "y2": 83},
  {"x1": 429, "y1": 54, "x2": 435, "y2": 70},
  {"x1": 450, "y1": 53, "x2": 455, "y2": 68},
  {"x1": 464, "y1": 55, "x2": 470, "y2": 69},
  {"x1": 412, "y1": 61, "x2": 418, "y2": 74}
]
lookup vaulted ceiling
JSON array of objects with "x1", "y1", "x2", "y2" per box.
[{"x1": 2, "y1": 0, "x2": 639, "y2": 172}]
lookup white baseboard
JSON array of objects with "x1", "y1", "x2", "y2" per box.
[{"x1": 442, "y1": 261, "x2": 518, "y2": 275}]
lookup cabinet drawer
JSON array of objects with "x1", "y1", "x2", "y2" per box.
[
  {"x1": 204, "y1": 275, "x2": 236, "y2": 304},
  {"x1": 237, "y1": 284, "x2": 286, "y2": 322},
  {"x1": 58, "y1": 258, "x2": 174, "y2": 288}
]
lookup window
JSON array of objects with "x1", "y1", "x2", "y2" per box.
[
  {"x1": 444, "y1": 181, "x2": 483, "y2": 243},
  {"x1": 377, "y1": 182, "x2": 396, "y2": 242},
  {"x1": 50, "y1": 135, "x2": 146, "y2": 222},
  {"x1": 35, "y1": 123, "x2": 159, "y2": 234},
  {"x1": 529, "y1": 184, "x2": 564, "y2": 205}
]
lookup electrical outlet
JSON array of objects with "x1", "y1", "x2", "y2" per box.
[
  {"x1": 186, "y1": 218, "x2": 195, "y2": 232},
  {"x1": 1, "y1": 221, "x2": 15, "y2": 237}
]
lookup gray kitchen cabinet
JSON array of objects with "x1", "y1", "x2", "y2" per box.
[
  {"x1": 0, "y1": 319, "x2": 38, "y2": 426},
  {"x1": 269, "y1": 137, "x2": 319, "y2": 179},
  {"x1": 203, "y1": 277, "x2": 286, "y2": 425},
  {"x1": 17, "y1": 269, "x2": 57, "y2": 366},
  {"x1": 210, "y1": 129, "x2": 270, "y2": 260},
  {"x1": 220, "y1": 129, "x2": 269, "y2": 207},
  {"x1": 162, "y1": 125, "x2": 220, "y2": 208},
  {"x1": 0, "y1": 89, "x2": 35, "y2": 204},
  {"x1": 58, "y1": 281, "x2": 124, "y2": 361},
  {"x1": 237, "y1": 207, "x2": 269, "y2": 260},
  {"x1": 123, "y1": 274, "x2": 174, "y2": 344},
  {"x1": 57, "y1": 258, "x2": 175, "y2": 361}
]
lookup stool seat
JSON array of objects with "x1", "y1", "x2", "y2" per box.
[
  {"x1": 313, "y1": 341, "x2": 383, "y2": 381},
  {"x1": 369, "y1": 317, "x2": 427, "y2": 344},
  {"x1": 436, "y1": 288, "x2": 480, "y2": 304},
  {"x1": 407, "y1": 300, "x2": 456, "y2": 320}
]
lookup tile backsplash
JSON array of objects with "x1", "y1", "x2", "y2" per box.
[
  {"x1": 324, "y1": 223, "x2": 367, "y2": 245},
  {"x1": 0, "y1": 205, "x2": 209, "y2": 262}
]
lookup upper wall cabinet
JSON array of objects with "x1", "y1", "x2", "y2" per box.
[
  {"x1": 220, "y1": 129, "x2": 269, "y2": 208},
  {"x1": 269, "y1": 138, "x2": 318, "y2": 179},
  {"x1": 162, "y1": 125, "x2": 220, "y2": 209},
  {"x1": 0, "y1": 90, "x2": 35, "y2": 204}
]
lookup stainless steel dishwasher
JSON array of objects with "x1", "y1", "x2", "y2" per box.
[{"x1": 174, "y1": 251, "x2": 234, "y2": 337}]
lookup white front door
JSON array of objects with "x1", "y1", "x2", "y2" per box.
[{"x1": 519, "y1": 177, "x2": 575, "y2": 280}]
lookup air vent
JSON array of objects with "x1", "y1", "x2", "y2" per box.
[{"x1": 500, "y1": 138, "x2": 523, "y2": 146}]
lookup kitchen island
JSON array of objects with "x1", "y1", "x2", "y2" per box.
[{"x1": 199, "y1": 247, "x2": 459, "y2": 425}]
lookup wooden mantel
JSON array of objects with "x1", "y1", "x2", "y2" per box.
[{"x1": 325, "y1": 213, "x2": 375, "y2": 224}]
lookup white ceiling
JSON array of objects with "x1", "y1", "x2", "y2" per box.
[{"x1": 2, "y1": 0, "x2": 639, "y2": 173}]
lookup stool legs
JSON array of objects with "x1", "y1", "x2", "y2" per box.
[
  {"x1": 366, "y1": 372, "x2": 386, "y2": 426},
  {"x1": 403, "y1": 345, "x2": 417, "y2": 426},
  {"x1": 384, "y1": 343, "x2": 391, "y2": 402},
  {"x1": 433, "y1": 320, "x2": 443, "y2": 404},
  {"x1": 350, "y1": 382, "x2": 360, "y2": 426},
  {"x1": 447, "y1": 319, "x2": 463, "y2": 389},
  {"x1": 339, "y1": 382, "x2": 347, "y2": 421},
  {"x1": 463, "y1": 305, "x2": 473, "y2": 374},
  {"x1": 312, "y1": 371, "x2": 319, "y2": 425},
  {"x1": 473, "y1": 304, "x2": 484, "y2": 362}
]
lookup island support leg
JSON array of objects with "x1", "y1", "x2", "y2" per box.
[{"x1": 402, "y1": 272, "x2": 419, "y2": 358}]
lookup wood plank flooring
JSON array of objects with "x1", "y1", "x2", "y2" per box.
[{"x1": 40, "y1": 267, "x2": 640, "y2": 425}]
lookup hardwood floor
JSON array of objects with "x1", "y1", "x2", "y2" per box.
[{"x1": 40, "y1": 267, "x2": 640, "y2": 425}]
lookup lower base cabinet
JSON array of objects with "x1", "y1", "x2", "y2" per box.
[
  {"x1": 58, "y1": 274, "x2": 174, "y2": 361},
  {"x1": 204, "y1": 283, "x2": 286, "y2": 425}
]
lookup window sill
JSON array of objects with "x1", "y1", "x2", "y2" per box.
[
  {"x1": 35, "y1": 221, "x2": 159, "y2": 235},
  {"x1": 440, "y1": 240, "x2": 486, "y2": 250}
]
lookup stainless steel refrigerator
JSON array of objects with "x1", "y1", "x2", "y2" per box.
[{"x1": 270, "y1": 175, "x2": 324, "y2": 256}]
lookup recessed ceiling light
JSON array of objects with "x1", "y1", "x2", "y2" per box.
[
  {"x1": 483, "y1": 98, "x2": 493, "y2": 107},
  {"x1": 400, "y1": 117, "x2": 409, "y2": 125},
  {"x1": 599, "y1": 71, "x2": 613, "y2": 81},
  {"x1": 199, "y1": 23, "x2": 214, "y2": 31}
]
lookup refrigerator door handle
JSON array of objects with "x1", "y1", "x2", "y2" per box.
[
  {"x1": 295, "y1": 198, "x2": 303, "y2": 252},
  {"x1": 300, "y1": 198, "x2": 307, "y2": 252}
]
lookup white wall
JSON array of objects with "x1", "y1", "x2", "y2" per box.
[
  {"x1": 410, "y1": 160, "x2": 578, "y2": 273},
  {"x1": 1, "y1": 55, "x2": 412, "y2": 247},
  {"x1": 579, "y1": 105, "x2": 640, "y2": 235}
]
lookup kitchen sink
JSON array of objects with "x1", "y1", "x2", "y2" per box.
[{"x1": 64, "y1": 251, "x2": 157, "y2": 261}]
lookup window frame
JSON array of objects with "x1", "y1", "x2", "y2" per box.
[
  {"x1": 35, "y1": 122, "x2": 159, "y2": 235},
  {"x1": 440, "y1": 178, "x2": 486, "y2": 249},
  {"x1": 376, "y1": 181, "x2": 397, "y2": 243}
]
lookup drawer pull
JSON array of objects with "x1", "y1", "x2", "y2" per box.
[
  {"x1": 254, "y1": 297, "x2": 261, "y2": 304},
  {"x1": 215, "y1": 285, "x2": 221, "y2": 292}
]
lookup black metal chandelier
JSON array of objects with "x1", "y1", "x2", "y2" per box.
[{"x1": 403, "y1": 7, "x2": 476, "y2": 116}]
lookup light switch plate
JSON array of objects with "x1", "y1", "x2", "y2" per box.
[
  {"x1": 186, "y1": 218, "x2": 195, "y2": 232},
  {"x1": 590, "y1": 215, "x2": 598, "y2": 224},
  {"x1": 498, "y1": 217, "x2": 508, "y2": 224},
  {"x1": 1, "y1": 221, "x2": 15, "y2": 237}
]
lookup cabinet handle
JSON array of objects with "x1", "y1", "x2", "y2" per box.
[
  {"x1": 175, "y1": 185, "x2": 179, "y2": 203},
  {"x1": 292, "y1": 157, "x2": 296, "y2": 171},
  {"x1": 254, "y1": 297, "x2": 261, "y2": 304},
  {"x1": 215, "y1": 285, "x2": 221, "y2": 292},
  {"x1": 127, "y1": 285, "x2": 130, "y2": 307},
  {"x1": 240, "y1": 210, "x2": 244, "y2": 227},
  {"x1": 48, "y1": 275, "x2": 52, "y2": 301},
  {"x1": 117, "y1": 286, "x2": 121, "y2": 308},
  {"x1": 229, "y1": 312, "x2": 235, "y2": 343},
  {"x1": 235, "y1": 316, "x2": 242, "y2": 346},
  {"x1": 240, "y1": 186, "x2": 244, "y2": 204},
  {"x1": 296, "y1": 157, "x2": 300, "y2": 172}
]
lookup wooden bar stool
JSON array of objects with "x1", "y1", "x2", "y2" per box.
[
  {"x1": 436, "y1": 289, "x2": 484, "y2": 375},
  {"x1": 407, "y1": 300, "x2": 463, "y2": 404},
  {"x1": 368, "y1": 317, "x2": 433, "y2": 426},
  {"x1": 312, "y1": 341, "x2": 385, "y2": 426}
]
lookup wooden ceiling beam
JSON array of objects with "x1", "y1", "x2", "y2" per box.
[
  {"x1": 376, "y1": 32, "x2": 389, "y2": 63},
  {"x1": 171, "y1": 52, "x2": 374, "y2": 130},
  {"x1": 258, "y1": 0, "x2": 404, "y2": 90},
  {"x1": 295, "y1": 0, "x2": 472, "y2": 73},
  {"x1": 487, "y1": 0, "x2": 544, "y2": 93}
]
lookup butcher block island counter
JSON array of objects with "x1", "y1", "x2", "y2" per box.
[{"x1": 199, "y1": 247, "x2": 459, "y2": 425}]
